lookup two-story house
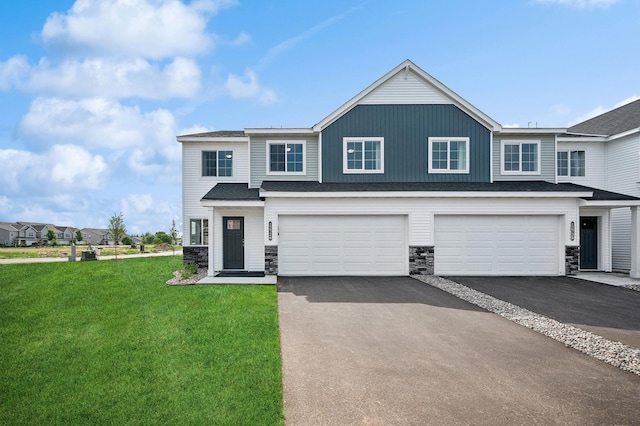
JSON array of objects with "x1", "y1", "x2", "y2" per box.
[{"x1": 178, "y1": 60, "x2": 640, "y2": 283}]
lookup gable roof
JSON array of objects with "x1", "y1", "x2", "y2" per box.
[
  {"x1": 568, "y1": 99, "x2": 640, "y2": 137},
  {"x1": 313, "y1": 59, "x2": 501, "y2": 132}
]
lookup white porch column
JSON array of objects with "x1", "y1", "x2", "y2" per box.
[
  {"x1": 208, "y1": 207, "x2": 215, "y2": 277},
  {"x1": 631, "y1": 206, "x2": 640, "y2": 279}
]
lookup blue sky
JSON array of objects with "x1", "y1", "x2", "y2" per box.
[{"x1": 1, "y1": 0, "x2": 638, "y2": 235}]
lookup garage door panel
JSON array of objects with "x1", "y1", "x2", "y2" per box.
[
  {"x1": 435, "y1": 215, "x2": 560, "y2": 276},
  {"x1": 279, "y1": 215, "x2": 406, "y2": 276}
]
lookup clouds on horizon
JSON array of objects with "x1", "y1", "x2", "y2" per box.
[{"x1": 0, "y1": 0, "x2": 273, "y2": 232}]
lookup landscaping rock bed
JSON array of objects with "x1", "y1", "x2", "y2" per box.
[{"x1": 166, "y1": 268, "x2": 207, "y2": 285}]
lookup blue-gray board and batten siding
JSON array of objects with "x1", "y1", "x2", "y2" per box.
[{"x1": 321, "y1": 104, "x2": 492, "y2": 183}]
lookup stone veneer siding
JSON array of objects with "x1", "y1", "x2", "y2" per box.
[
  {"x1": 265, "y1": 245, "x2": 278, "y2": 275},
  {"x1": 409, "y1": 246, "x2": 434, "y2": 275},
  {"x1": 183, "y1": 246, "x2": 208, "y2": 268},
  {"x1": 565, "y1": 246, "x2": 580, "y2": 275}
]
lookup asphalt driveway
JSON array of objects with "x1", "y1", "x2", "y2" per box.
[
  {"x1": 277, "y1": 276, "x2": 640, "y2": 425},
  {"x1": 447, "y1": 276, "x2": 640, "y2": 350}
]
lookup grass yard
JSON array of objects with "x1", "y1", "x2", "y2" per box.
[{"x1": 0, "y1": 257, "x2": 284, "y2": 425}]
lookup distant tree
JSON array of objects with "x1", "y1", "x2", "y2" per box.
[
  {"x1": 75, "y1": 230, "x2": 83, "y2": 242},
  {"x1": 143, "y1": 232, "x2": 155, "y2": 245},
  {"x1": 46, "y1": 229, "x2": 57, "y2": 246},
  {"x1": 108, "y1": 212, "x2": 127, "y2": 259},
  {"x1": 155, "y1": 231, "x2": 172, "y2": 244},
  {"x1": 121, "y1": 236, "x2": 133, "y2": 246},
  {"x1": 170, "y1": 220, "x2": 178, "y2": 255}
]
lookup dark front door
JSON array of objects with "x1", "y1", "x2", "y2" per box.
[
  {"x1": 580, "y1": 217, "x2": 598, "y2": 270},
  {"x1": 223, "y1": 217, "x2": 244, "y2": 269}
]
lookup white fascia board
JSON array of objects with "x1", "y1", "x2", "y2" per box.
[
  {"x1": 557, "y1": 136, "x2": 607, "y2": 142},
  {"x1": 201, "y1": 200, "x2": 265, "y2": 208},
  {"x1": 607, "y1": 127, "x2": 640, "y2": 141},
  {"x1": 259, "y1": 190, "x2": 594, "y2": 199},
  {"x1": 497, "y1": 128, "x2": 567, "y2": 135},
  {"x1": 579, "y1": 199, "x2": 640, "y2": 207},
  {"x1": 312, "y1": 59, "x2": 501, "y2": 132},
  {"x1": 177, "y1": 136, "x2": 249, "y2": 143},
  {"x1": 244, "y1": 128, "x2": 316, "y2": 136}
]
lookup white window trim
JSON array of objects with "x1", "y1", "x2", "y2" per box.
[
  {"x1": 427, "y1": 137, "x2": 470, "y2": 174},
  {"x1": 557, "y1": 150, "x2": 586, "y2": 177},
  {"x1": 342, "y1": 137, "x2": 385, "y2": 174},
  {"x1": 500, "y1": 140, "x2": 541, "y2": 175},
  {"x1": 188, "y1": 218, "x2": 209, "y2": 246},
  {"x1": 266, "y1": 140, "x2": 306, "y2": 175},
  {"x1": 201, "y1": 149, "x2": 234, "y2": 179}
]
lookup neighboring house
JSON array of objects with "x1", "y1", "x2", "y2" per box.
[
  {"x1": 14, "y1": 223, "x2": 39, "y2": 247},
  {"x1": 178, "y1": 60, "x2": 640, "y2": 282},
  {"x1": 559, "y1": 100, "x2": 640, "y2": 272},
  {"x1": 81, "y1": 228, "x2": 114, "y2": 245},
  {"x1": 0, "y1": 222, "x2": 19, "y2": 246}
]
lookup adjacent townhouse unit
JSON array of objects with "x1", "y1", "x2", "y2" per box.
[
  {"x1": 178, "y1": 60, "x2": 640, "y2": 283},
  {"x1": 559, "y1": 100, "x2": 640, "y2": 272},
  {"x1": 0, "y1": 223, "x2": 19, "y2": 246},
  {"x1": 0, "y1": 222, "x2": 79, "y2": 246}
]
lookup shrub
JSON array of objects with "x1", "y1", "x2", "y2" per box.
[{"x1": 180, "y1": 263, "x2": 199, "y2": 279}]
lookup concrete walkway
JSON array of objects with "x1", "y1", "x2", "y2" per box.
[
  {"x1": 0, "y1": 250, "x2": 182, "y2": 264},
  {"x1": 277, "y1": 276, "x2": 640, "y2": 425}
]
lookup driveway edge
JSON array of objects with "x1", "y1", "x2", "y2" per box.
[{"x1": 413, "y1": 275, "x2": 640, "y2": 376}]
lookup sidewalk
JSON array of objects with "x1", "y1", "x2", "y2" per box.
[{"x1": 0, "y1": 250, "x2": 183, "y2": 265}]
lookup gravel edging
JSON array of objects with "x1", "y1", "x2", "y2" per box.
[
  {"x1": 413, "y1": 275, "x2": 640, "y2": 376},
  {"x1": 166, "y1": 268, "x2": 207, "y2": 285}
]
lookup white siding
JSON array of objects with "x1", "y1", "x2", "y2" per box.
[
  {"x1": 580, "y1": 208, "x2": 612, "y2": 272},
  {"x1": 182, "y1": 141, "x2": 249, "y2": 245},
  {"x1": 213, "y1": 207, "x2": 264, "y2": 272},
  {"x1": 360, "y1": 69, "x2": 452, "y2": 105},
  {"x1": 264, "y1": 196, "x2": 579, "y2": 248},
  {"x1": 606, "y1": 133, "x2": 640, "y2": 271},
  {"x1": 557, "y1": 142, "x2": 607, "y2": 188}
]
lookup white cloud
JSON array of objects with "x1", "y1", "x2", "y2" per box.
[
  {"x1": 120, "y1": 193, "x2": 177, "y2": 235},
  {"x1": 179, "y1": 124, "x2": 215, "y2": 136},
  {"x1": 0, "y1": 55, "x2": 30, "y2": 91},
  {"x1": 503, "y1": 123, "x2": 521, "y2": 128},
  {"x1": 613, "y1": 94, "x2": 640, "y2": 108},
  {"x1": 40, "y1": 0, "x2": 237, "y2": 59},
  {"x1": 533, "y1": 0, "x2": 620, "y2": 8},
  {"x1": 226, "y1": 69, "x2": 278, "y2": 105},
  {"x1": 0, "y1": 144, "x2": 107, "y2": 195},
  {"x1": 568, "y1": 94, "x2": 640, "y2": 126},
  {"x1": 20, "y1": 97, "x2": 178, "y2": 153},
  {"x1": 24, "y1": 57, "x2": 200, "y2": 99}
]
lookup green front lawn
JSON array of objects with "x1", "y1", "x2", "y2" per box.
[{"x1": 0, "y1": 257, "x2": 284, "y2": 425}]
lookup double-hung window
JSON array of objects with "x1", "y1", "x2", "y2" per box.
[
  {"x1": 557, "y1": 150, "x2": 585, "y2": 177},
  {"x1": 202, "y1": 150, "x2": 233, "y2": 177},
  {"x1": 428, "y1": 137, "x2": 470, "y2": 174},
  {"x1": 267, "y1": 141, "x2": 305, "y2": 174},
  {"x1": 189, "y1": 219, "x2": 208, "y2": 245},
  {"x1": 501, "y1": 141, "x2": 540, "y2": 174},
  {"x1": 343, "y1": 137, "x2": 384, "y2": 173}
]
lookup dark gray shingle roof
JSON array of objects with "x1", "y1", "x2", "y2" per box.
[
  {"x1": 568, "y1": 99, "x2": 640, "y2": 136},
  {"x1": 202, "y1": 183, "x2": 261, "y2": 201},
  {"x1": 179, "y1": 130, "x2": 245, "y2": 138},
  {"x1": 260, "y1": 180, "x2": 640, "y2": 201}
]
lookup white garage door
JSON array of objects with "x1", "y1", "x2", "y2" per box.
[
  {"x1": 279, "y1": 215, "x2": 407, "y2": 276},
  {"x1": 434, "y1": 215, "x2": 560, "y2": 276}
]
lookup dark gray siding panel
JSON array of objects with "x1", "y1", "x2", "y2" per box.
[{"x1": 321, "y1": 104, "x2": 491, "y2": 183}]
